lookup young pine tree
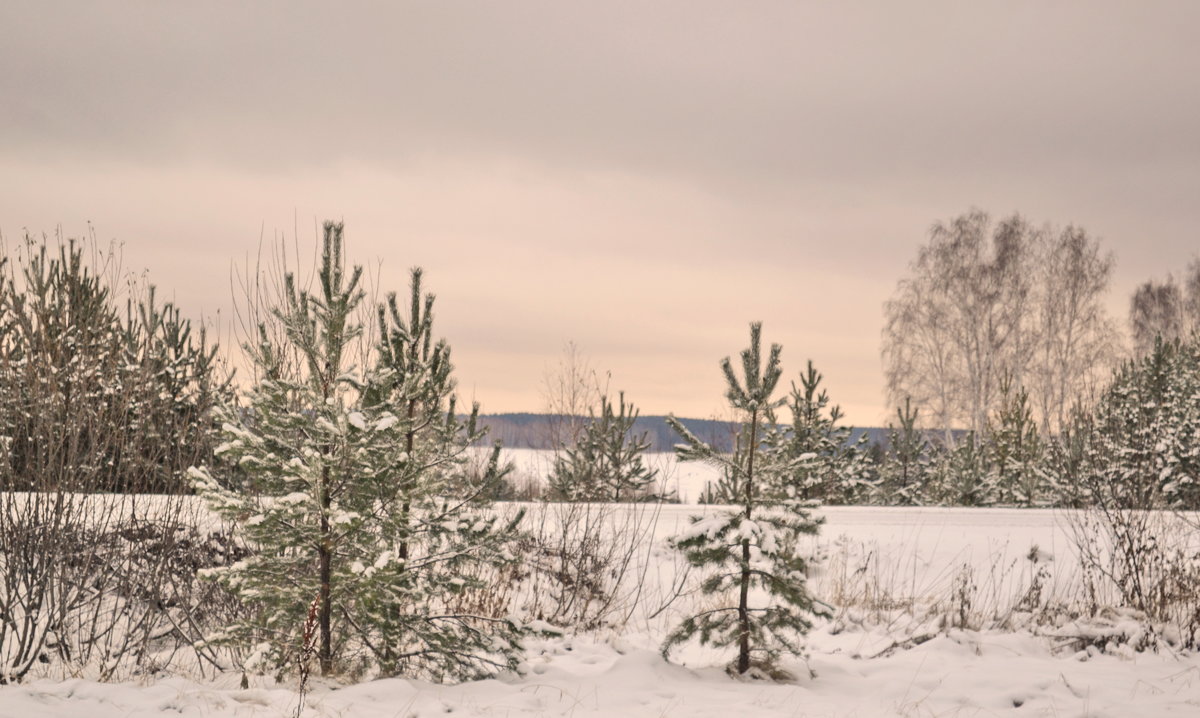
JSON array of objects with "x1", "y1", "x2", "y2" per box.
[
  {"x1": 879, "y1": 398, "x2": 929, "y2": 505},
  {"x1": 987, "y1": 376, "x2": 1045, "y2": 506},
  {"x1": 662, "y1": 323, "x2": 829, "y2": 677},
  {"x1": 548, "y1": 391, "x2": 660, "y2": 502},
  {"x1": 781, "y1": 361, "x2": 873, "y2": 504},
  {"x1": 190, "y1": 223, "x2": 522, "y2": 680},
  {"x1": 940, "y1": 432, "x2": 988, "y2": 506},
  {"x1": 1039, "y1": 403, "x2": 1095, "y2": 508}
]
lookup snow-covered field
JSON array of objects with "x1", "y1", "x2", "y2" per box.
[{"x1": 3, "y1": 487, "x2": 1199, "y2": 717}]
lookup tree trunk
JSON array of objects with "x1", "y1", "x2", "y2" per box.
[
  {"x1": 317, "y1": 537, "x2": 332, "y2": 675},
  {"x1": 319, "y1": 461, "x2": 333, "y2": 675},
  {"x1": 737, "y1": 408, "x2": 757, "y2": 674},
  {"x1": 399, "y1": 398, "x2": 415, "y2": 561}
]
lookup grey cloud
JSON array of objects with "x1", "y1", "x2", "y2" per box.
[{"x1": 5, "y1": 1, "x2": 1199, "y2": 185}]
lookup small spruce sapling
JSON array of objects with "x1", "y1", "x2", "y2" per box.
[
  {"x1": 941, "y1": 432, "x2": 986, "y2": 506},
  {"x1": 1040, "y1": 404, "x2": 1094, "y2": 508},
  {"x1": 662, "y1": 323, "x2": 829, "y2": 677}
]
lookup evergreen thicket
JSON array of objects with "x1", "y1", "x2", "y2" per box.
[
  {"x1": 0, "y1": 234, "x2": 226, "y2": 494},
  {"x1": 781, "y1": 361, "x2": 873, "y2": 504},
  {"x1": 875, "y1": 334, "x2": 1200, "y2": 509},
  {"x1": 1076, "y1": 336, "x2": 1200, "y2": 510}
]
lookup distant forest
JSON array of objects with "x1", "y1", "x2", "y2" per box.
[{"x1": 477, "y1": 413, "x2": 887, "y2": 452}]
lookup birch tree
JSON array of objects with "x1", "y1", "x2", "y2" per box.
[
  {"x1": 1129, "y1": 259, "x2": 1200, "y2": 358},
  {"x1": 884, "y1": 210, "x2": 1118, "y2": 438}
]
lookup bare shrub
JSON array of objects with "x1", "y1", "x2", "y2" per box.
[
  {"x1": 504, "y1": 472, "x2": 546, "y2": 502},
  {"x1": 818, "y1": 532, "x2": 1076, "y2": 649},
  {"x1": 515, "y1": 501, "x2": 668, "y2": 631},
  {"x1": 1066, "y1": 508, "x2": 1200, "y2": 650},
  {"x1": 540, "y1": 341, "x2": 603, "y2": 451},
  {"x1": 0, "y1": 493, "x2": 247, "y2": 682},
  {"x1": 0, "y1": 492, "x2": 87, "y2": 683}
]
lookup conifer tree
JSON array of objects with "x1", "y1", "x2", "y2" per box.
[
  {"x1": 940, "y1": 432, "x2": 987, "y2": 506},
  {"x1": 780, "y1": 361, "x2": 873, "y2": 504},
  {"x1": 879, "y1": 398, "x2": 928, "y2": 505},
  {"x1": 987, "y1": 376, "x2": 1044, "y2": 506},
  {"x1": 1040, "y1": 404, "x2": 1095, "y2": 507},
  {"x1": 191, "y1": 223, "x2": 522, "y2": 680},
  {"x1": 547, "y1": 391, "x2": 660, "y2": 502},
  {"x1": 0, "y1": 235, "x2": 227, "y2": 494},
  {"x1": 662, "y1": 323, "x2": 829, "y2": 676},
  {"x1": 1081, "y1": 336, "x2": 1200, "y2": 510}
]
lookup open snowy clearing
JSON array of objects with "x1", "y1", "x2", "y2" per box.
[{"x1": 3, "y1": 504, "x2": 1198, "y2": 717}]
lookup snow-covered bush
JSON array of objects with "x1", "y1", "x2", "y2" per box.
[
  {"x1": 517, "y1": 501, "x2": 666, "y2": 631},
  {"x1": 877, "y1": 398, "x2": 930, "y2": 505},
  {"x1": 1081, "y1": 336, "x2": 1200, "y2": 509},
  {"x1": 986, "y1": 375, "x2": 1046, "y2": 506}
]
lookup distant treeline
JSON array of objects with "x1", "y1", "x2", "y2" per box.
[{"x1": 477, "y1": 413, "x2": 887, "y2": 452}]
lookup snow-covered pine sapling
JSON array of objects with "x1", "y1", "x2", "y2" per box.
[
  {"x1": 780, "y1": 360, "x2": 873, "y2": 504},
  {"x1": 661, "y1": 322, "x2": 829, "y2": 677},
  {"x1": 190, "y1": 222, "x2": 366, "y2": 677},
  {"x1": 548, "y1": 391, "x2": 661, "y2": 502},
  {"x1": 940, "y1": 430, "x2": 986, "y2": 506},
  {"x1": 986, "y1": 374, "x2": 1044, "y2": 506},
  {"x1": 190, "y1": 222, "x2": 523, "y2": 680},
  {"x1": 881, "y1": 398, "x2": 929, "y2": 505},
  {"x1": 358, "y1": 267, "x2": 524, "y2": 680}
]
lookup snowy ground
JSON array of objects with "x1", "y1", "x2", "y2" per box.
[
  {"x1": 4, "y1": 631, "x2": 1198, "y2": 717},
  {"x1": 4, "y1": 496, "x2": 1199, "y2": 717}
]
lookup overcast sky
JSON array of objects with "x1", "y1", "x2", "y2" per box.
[{"x1": 3, "y1": 1, "x2": 1199, "y2": 423}]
